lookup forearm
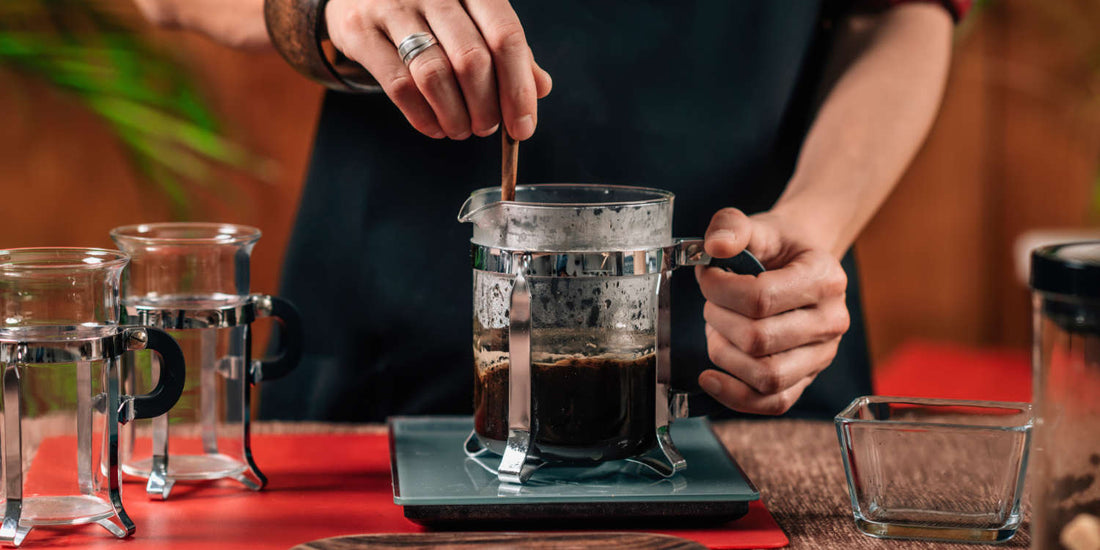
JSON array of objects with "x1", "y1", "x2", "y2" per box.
[
  {"x1": 770, "y1": 3, "x2": 953, "y2": 257},
  {"x1": 134, "y1": 0, "x2": 270, "y2": 49}
]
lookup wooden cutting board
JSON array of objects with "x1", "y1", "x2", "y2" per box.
[{"x1": 292, "y1": 532, "x2": 707, "y2": 549}]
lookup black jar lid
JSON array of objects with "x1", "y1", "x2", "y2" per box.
[{"x1": 1031, "y1": 241, "x2": 1100, "y2": 299}]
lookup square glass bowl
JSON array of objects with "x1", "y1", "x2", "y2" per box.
[{"x1": 835, "y1": 396, "x2": 1033, "y2": 544}]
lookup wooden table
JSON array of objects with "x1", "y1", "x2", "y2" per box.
[{"x1": 708, "y1": 419, "x2": 1031, "y2": 549}]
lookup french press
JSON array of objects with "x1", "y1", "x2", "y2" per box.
[
  {"x1": 0, "y1": 248, "x2": 185, "y2": 546},
  {"x1": 458, "y1": 184, "x2": 762, "y2": 484}
]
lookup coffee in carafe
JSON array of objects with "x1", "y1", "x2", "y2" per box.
[{"x1": 474, "y1": 328, "x2": 657, "y2": 462}]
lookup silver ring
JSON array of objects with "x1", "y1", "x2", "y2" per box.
[{"x1": 397, "y1": 32, "x2": 438, "y2": 66}]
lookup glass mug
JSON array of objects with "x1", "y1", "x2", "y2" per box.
[
  {"x1": 0, "y1": 248, "x2": 185, "y2": 545},
  {"x1": 458, "y1": 184, "x2": 763, "y2": 484},
  {"x1": 111, "y1": 223, "x2": 302, "y2": 499}
]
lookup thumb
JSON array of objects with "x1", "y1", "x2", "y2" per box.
[
  {"x1": 704, "y1": 207, "x2": 753, "y2": 259},
  {"x1": 532, "y1": 57, "x2": 552, "y2": 98}
]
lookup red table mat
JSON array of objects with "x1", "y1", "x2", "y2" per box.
[{"x1": 25, "y1": 434, "x2": 787, "y2": 549}]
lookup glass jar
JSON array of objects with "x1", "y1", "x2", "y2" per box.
[{"x1": 1030, "y1": 242, "x2": 1100, "y2": 549}]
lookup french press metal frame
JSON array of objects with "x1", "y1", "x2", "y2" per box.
[
  {"x1": 122, "y1": 294, "x2": 302, "y2": 499},
  {"x1": 463, "y1": 240, "x2": 763, "y2": 484},
  {"x1": 0, "y1": 328, "x2": 184, "y2": 546}
]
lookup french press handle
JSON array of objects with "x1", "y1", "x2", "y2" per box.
[
  {"x1": 671, "y1": 240, "x2": 766, "y2": 397},
  {"x1": 128, "y1": 327, "x2": 187, "y2": 421},
  {"x1": 248, "y1": 295, "x2": 304, "y2": 383},
  {"x1": 709, "y1": 251, "x2": 765, "y2": 275},
  {"x1": 675, "y1": 239, "x2": 766, "y2": 275}
]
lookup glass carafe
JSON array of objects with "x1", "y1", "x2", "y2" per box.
[
  {"x1": 458, "y1": 184, "x2": 763, "y2": 484},
  {"x1": 111, "y1": 223, "x2": 302, "y2": 499},
  {"x1": 0, "y1": 248, "x2": 185, "y2": 546}
]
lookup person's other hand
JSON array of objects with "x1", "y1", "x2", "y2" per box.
[
  {"x1": 133, "y1": 0, "x2": 271, "y2": 49},
  {"x1": 325, "y1": 0, "x2": 553, "y2": 140},
  {"x1": 132, "y1": 0, "x2": 179, "y2": 28},
  {"x1": 694, "y1": 208, "x2": 850, "y2": 415}
]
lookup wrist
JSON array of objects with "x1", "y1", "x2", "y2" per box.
[
  {"x1": 322, "y1": 0, "x2": 343, "y2": 49},
  {"x1": 766, "y1": 199, "x2": 848, "y2": 258},
  {"x1": 264, "y1": 0, "x2": 379, "y2": 91}
]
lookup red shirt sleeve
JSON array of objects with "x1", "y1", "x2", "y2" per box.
[{"x1": 855, "y1": 0, "x2": 973, "y2": 22}]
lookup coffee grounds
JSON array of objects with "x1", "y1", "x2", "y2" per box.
[
  {"x1": 474, "y1": 354, "x2": 656, "y2": 461},
  {"x1": 1038, "y1": 462, "x2": 1100, "y2": 548}
]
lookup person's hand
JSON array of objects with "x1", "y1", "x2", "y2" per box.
[
  {"x1": 694, "y1": 208, "x2": 851, "y2": 415},
  {"x1": 325, "y1": 0, "x2": 553, "y2": 140}
]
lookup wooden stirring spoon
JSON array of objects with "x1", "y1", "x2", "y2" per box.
[{"x1": 501, "y1": 130, "x2": 518, "y2": 201}]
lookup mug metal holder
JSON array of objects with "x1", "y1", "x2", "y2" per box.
[
  {"x1": 122, "y1": 294, "x2": 302, "y2": 499},
  {"x1": 0, "y1": 327, "x2": 184, "y2": 546}
]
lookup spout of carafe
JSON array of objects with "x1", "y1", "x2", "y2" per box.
[{"x1": 456, "y1": 187, "x2": 503, "y2": 224}]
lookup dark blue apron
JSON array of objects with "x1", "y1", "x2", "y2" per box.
[{"x1": 261, "y1": 0, "x2": 871, "y2": 421}]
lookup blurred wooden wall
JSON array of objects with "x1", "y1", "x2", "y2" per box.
[
  {"x1": 858, "y1": 0, "x2": 1099, "y2": 362},
  {"x1": 0, "y1": 1, "x2": 1096, "y2": 365}
]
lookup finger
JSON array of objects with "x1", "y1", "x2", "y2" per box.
[
  {"x1": 696, "y1": 249, "x2": 847, "y2": 318},
  {"x1": 380, "y1": 10, "x2": 471, "y2": 139},
  {"x1": 699, "y1": 369, "x2": 816, "y2": 416},
  {"x1": 464, "y1": 0, "x2": 538, "y2": 140},
  {"x1": 703, "y1": 208, "x2": 754, "y2": 260},
  {"x1": 533, "y1": 56, "x2": 552, "y2": 98},
  {"x1": 704, "y1": 323, "x2": 839, "y2": 395},
  {"x1": 334, "y1": 24, "x2": 445, "y2": 138},
  {"x1": 422, "y1": 2, "x2": 500, "y2": 137},
  {"x1": 703, "y1": 297, "x2": 850, "y2": 357}
]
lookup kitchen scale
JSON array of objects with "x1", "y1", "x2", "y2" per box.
[{"x1": 389, "y1": 416, "x2": 760, "y2": 527}]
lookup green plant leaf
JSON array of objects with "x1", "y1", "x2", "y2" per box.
[{"x1": 0, "y1": 0, "x2": 268, "y2": 217}]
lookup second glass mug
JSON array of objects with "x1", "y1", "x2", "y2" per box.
[{"x1": 110, "y1": 223, "x2": 303, "y2": 499}]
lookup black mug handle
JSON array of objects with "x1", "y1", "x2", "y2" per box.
[
  {"x1": 129, "y1": 327, "x2": 187, "y2": 420},
  {"x1": 250, "y1": 295, "x2": 303, "y2": 383},
  {"x1": 671, "y1": 244, "x2": 767, "y2": 397},
  {"x1": 708, "y1": 250, "x2": 766, "y2": 275}
]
